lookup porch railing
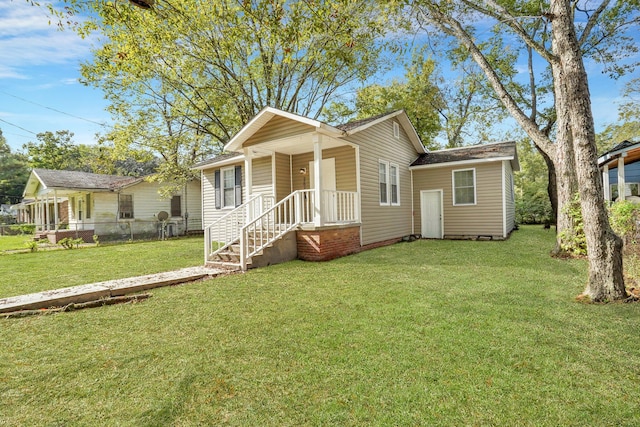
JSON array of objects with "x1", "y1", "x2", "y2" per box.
[
  {"x1": 241, "y1": 191, "x2": 301, "y2": 270},
  {"x1": 204, "y1": 193, "x2": 273, "y2": 262},
  {"x1": 297, "y1": 189, "x2": 359, "y2": 224},
  {"x1": 205, "y1": 190, "x2": 359, "y2": 269}
]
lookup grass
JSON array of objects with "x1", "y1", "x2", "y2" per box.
[
  {"x1": 0, "y1": 234, "x2": 35, "y2": 252},
  {"x1": 1, "y1": 226, "x2": 639, "y2": 426},
  {"x1": 0, "y1": 236, "x2": 204, "y2": 298}
]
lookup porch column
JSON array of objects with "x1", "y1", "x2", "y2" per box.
[
  {"x1": 244, "y1": 148, "x2": 253, "y2": 199},
  {"x1": 617, "y1": 155, "x2": 626, "y2": 201},
  {"x1": 53, "y1": 190, "x2": 59, "y2": 231},
  {"x1": 45, "y1": 195, "x2": 51, "y2": 231},
  {"x1": 244, "y1": 148, "x2": 253, "y2": 220},
  {"x1": 602, "y1": 165, "x2": 610, "y2": 202},
  {"x1": 38, "y1": 198, "x2": 44, "y2": 232},
  {"x1": 313, "y1": 133, "x2": 324, "y2": 227}
]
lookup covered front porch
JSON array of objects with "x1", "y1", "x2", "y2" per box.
[{"x1": 203, "y1": 109, "x2": 362, "y2": 270}]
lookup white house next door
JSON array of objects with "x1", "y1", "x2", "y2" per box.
[{"x1": 421, "y1": 190, "x2": 443, "y2": 239}]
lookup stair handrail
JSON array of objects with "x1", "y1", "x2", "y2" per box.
[
  {"x1": 204, "y1": 193, "x2": 265, "y2": 263},
  {"x1": 239, "y1": 190, "x2": 303, "y2": 270}
]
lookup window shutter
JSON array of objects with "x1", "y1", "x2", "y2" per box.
[
  {"x1": 234, "y1": 165, "x2": 242, "y2": 207},
  {"x1": 214, "y1": 170, "x2": 221, "y2": 209}
]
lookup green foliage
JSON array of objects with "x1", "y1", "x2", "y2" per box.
[
  {"x1": 58, "y1": 237, "x2": 85, "y2": 249},
  {"x1": 609, "y1": 200, "x2": 640, "y2": 245},
  {"x1": 23, "y1": 240, "x2": 38, "y2": 252},
  {"x1": 0, "y1": 130, "x2": 30, "y2": 205},
  {"x1": 9, "y1": 224, "x2": 35, "y2": 235},
  {"x1": 558, "y1": 194, "x2": 586, "y2": 255},
  {"x1": 92, "y1": 234, "x2": 100, "y2": 246},
  {"x1": 325, "y1": 53, "x2": 443, "y2": 149},
  {"x1": 514, "y1": 139, "x2": 552, "y2": 224},
  {"x1": 53, "y1": 0, "x2": 391, "y2": 186},
  {"x1": 22, "y1": 130, "x2": 84, "y2": 171}
]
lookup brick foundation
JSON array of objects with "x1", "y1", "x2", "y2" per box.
[
  {"x1": 46, "y1": 229, "x2": 95, "y2": 244},
  {"x1": 296, "y1": 225, "x2": 362, "y2": 262}
]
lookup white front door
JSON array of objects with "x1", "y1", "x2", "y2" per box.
[
  {"x1": 309, "y1": 158, "x2": 337, "y2": 222},
  {"x1": 421, "y1": 190, "x2": 443, "y2": 239}
]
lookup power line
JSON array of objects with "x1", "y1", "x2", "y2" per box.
[
  {"x1": 0, "y1": 118, "x2": 37, "y2": 135},
  {"x1": 0, "y1": 90, "x2": 107, "y2": 127}
]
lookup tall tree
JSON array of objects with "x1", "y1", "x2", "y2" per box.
[
  {"x1": 0, "y1": 130, "x2": 30, "y2": 205},
  {"x1": 407, "y1": 0, "x2": 639, "y2": 301},
  {"x1": 22, "y1": 130, "x2": 84, "y2": 171},
  {"x1": 324, "y1": 55, "x2": 444, "y2": 149},
  {"x1": 53, "y1": 0, "x2": 391, "y2": 185}
]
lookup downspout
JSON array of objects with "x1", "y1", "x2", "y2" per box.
[{"x1": 410, "y1": 168, "x2": 414, "y2": 236}]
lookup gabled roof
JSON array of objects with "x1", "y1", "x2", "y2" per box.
[
  {"x1": 197, "y1": 108, "x2": 427, "y2": 169},
  {"x1": 410, "y1": 141, "x2": 519, "y2": 171},
  {"x1": 338, "y1": 110, "x2": 425, "y2": 154},
  {"x1": 23, "y1": 169, "x2": 143, "y2": 197},
  {"x1": 224, "y1": 107, "x2": 344, "y2": 152}
]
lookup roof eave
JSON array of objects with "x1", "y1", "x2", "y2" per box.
[
  {"x1": 192, "y1": 154, "x2": 245, "y2": 170},
  {"x1": 344, "y1": 110, "x2": 426, "y2": 154},
  {"x1": 409, "y1": 156, "x2": 516, "y2": 170}
]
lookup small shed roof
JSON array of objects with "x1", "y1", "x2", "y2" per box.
[{"x1": 410, "y1": 141, "x2": 519, "y2": 171}]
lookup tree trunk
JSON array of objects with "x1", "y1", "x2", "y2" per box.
[
  {"x1": 551, "y1": 0, "x2": 626, "y2": 301},
  {"x1": 535, "y1": 146, "x2": 557, "y2": 225}
]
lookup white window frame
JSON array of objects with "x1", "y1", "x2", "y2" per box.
[
  {"x1": 452, "y1": 168, "x2": 477, "y2": 206},
  {"x1": 393, "y1": 122, "x2": 400, "y2": 139},
  {"x1": 610, "y1": 182, "x2": 640, "y2": 200},
  {"x1": 222, "y1": 166, "x2": 236, "y2": 208},
  {"x1": 379, "y1": 160, "x2": 400, "y2": 206}
]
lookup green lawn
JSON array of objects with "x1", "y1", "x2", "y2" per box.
[
  {"x1": 1, "y1": 227, "x2": 639, "y2": 426},
  {"x1": 0, "y1": 236, "x2": 204, "y2": 298},
  {"x1": 0, "y1": 234, "x2": 36, "y2": 252}
]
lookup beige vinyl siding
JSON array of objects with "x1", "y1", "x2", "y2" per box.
[
  {"x1": 245, "y1": 116, "x2": 316, "y2": 147},
  {"x1": 413, "y1": 162, "x2": 504, "y2": 238},
  {"x1": 252, "y1": 156, "x2": 273, "y2": 198},
  {"x1": 291, "y1": 146, "x2": 357, "y2": 192},
  {"x1": 184, "y1": 179, "x2": 202, "y2": 231},
  {"x1": 201, "y1": 162, "x2": 246, "y2": 227},
  {"x1": 503, "y1": 160, "x2": 515, "y2": 235},
  {"x1": 275, "y1": 152, "x2": 291, "y2": 201},
  {"x1": 347, "y1": 120, "x2": 417, "y2": 245}
]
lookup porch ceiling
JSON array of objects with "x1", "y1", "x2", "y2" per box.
[
  {"x1": 601, "y1": 149, "x2": 640, "y2": 170},
  {"x1": 248, "y1": 133, "x2": 349, "y2": 156}
]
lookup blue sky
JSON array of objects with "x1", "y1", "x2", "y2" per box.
[{"x1": 0, "y1": 1, "x2": 637, "y2": 152}]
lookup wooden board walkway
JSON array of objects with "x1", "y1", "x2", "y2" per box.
[{"x1": 0, "y1": 267, "x2": 225, "y2": 314}]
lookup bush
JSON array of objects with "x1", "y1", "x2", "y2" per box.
[
  {"x1": 10, "y1": 224, "x2": 36, "y2": 235},
  {"x1": 609, "y1": 200, "x2": 640, "y2": 246},
  {"x1": 58, "y1": 237, "x2": 85, "y2": 249},
  {"x1": 558, "y1": 193, "x2": 587, "y2": 255}
]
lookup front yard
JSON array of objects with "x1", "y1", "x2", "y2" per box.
[
  {"x1": 0, "y1": 236, "x2": 204, "y2": 298},
  {"x1": 1, "y1": 227, "x2": 638, "y2": 426}
]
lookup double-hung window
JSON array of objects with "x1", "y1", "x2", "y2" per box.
[
  {"x1": 453, "y1": 168, "x2": 476, "y2": 205},
  {"x1": 214, "y1": 165, "x2": 242, "y2": 209},
  {"x1": 222, "y1": 167, "x2": 236, "y2": 208},
  {"x1": 379, "y1": 160, "x2": 400, "y2": 206}
]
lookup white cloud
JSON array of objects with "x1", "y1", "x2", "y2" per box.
[{"x1": 0, "y1": 1, "x2": 92, "y2": 77}]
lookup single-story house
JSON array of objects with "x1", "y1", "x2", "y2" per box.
[
  {"x1": 598, "y1": 140, "x2": 640, "y2": 201},
  {"x1": 16, "y1": 168, "x2": 202, "y2": 242},
  {"x1": 194, "y1": 107, "x2": 519, "y2": 270}
]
